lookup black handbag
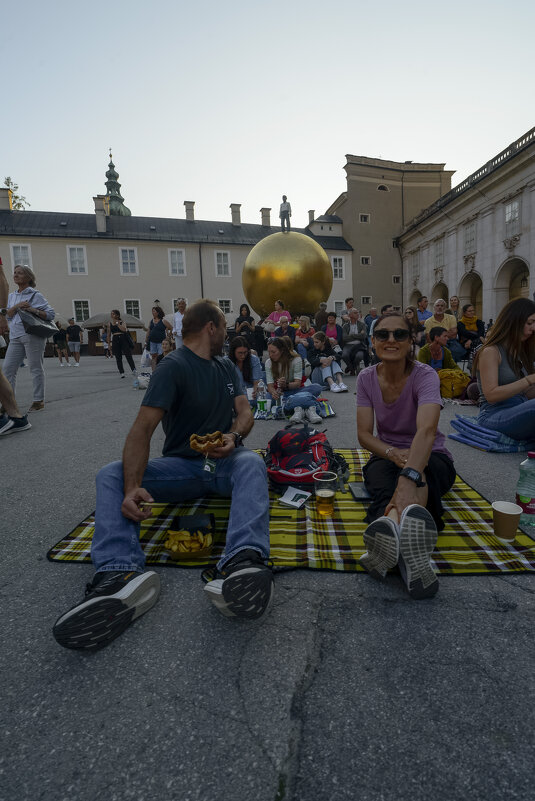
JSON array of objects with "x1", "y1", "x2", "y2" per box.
[{"x1": 17, "y1": 292, "x2": 56, "y2": 339}]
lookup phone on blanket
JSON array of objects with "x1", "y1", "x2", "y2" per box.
[{"x1": 348, "y1": 482, "x2": 371, "y2": 502}]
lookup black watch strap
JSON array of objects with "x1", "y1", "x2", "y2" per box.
[
  {"x1": 399, "y1": 467, "x2": 426, "y2": 487},
  {"x1": 231, "y1": 432, "x2": 244, "y2": 447}
]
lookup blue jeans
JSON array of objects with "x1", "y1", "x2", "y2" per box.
[
  {"x1": 91, "y1": 449, "x2": 270, "y2": 574},
  {"x1": 311, "y1": 363, "x2": 343, "y2": 387},
  {"x1": 478, "y1": 396, "x2": 535, "y2": 441},
  {"x1": 447, "y1": 338, "x2": 468, "y2": 362}
]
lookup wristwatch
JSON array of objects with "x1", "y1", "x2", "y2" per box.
[
  {"x1": 231, "y1": 432, "x2": 244, "y2": 448},
  {"x1": 399, "y1": 467, "x2": 426, "y2": 487}
]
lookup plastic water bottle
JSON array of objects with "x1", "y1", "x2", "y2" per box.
[
  {"x1": 515, "y1": 452, "x2": 535, "y2": 526},
  {"x1": 132, "y1": 375, "x2": 139, "y2": 389},
  {"x1": 257, "y1": 380, "x2": 266, "y2": 400}
]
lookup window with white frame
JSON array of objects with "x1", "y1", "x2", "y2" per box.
[
  {"x1": 361, "y1": 296, "x2": 372, "y2": 306},
  {"x1": 125, "y1": 300, "x2": 140, "y2": 318},
  {"x1": 505, "y1": 200, "x2": 520, "y2": 236},
  {"x1": 119, "y1": 247, "x2": 138, "y2": 275},
  {"x1": 410, "y1": 251, "x2": 420, "y2": 284},
  {"x1": 360, "y1": 256, "x2": 371, "y2": 266},
  {"x1": 332, "y1": 256, "x2": 345, "y2": 279},
  {"x1": 218, "y1": 299, "x2": 232, "y2": 315},
  {"x1": 10, "y1": 243, "x2": 32, "y2": 270},
  {"x1": 359, "y1": 213, "x2": 370, "y2": 223},
  {"x1": 334, "y1": 301, "x2": 344, "y2": 318},
  {"x1": 215, "y1": 251, "x2": 231, "y2": 277},
  {"x1": 392, "y1": 275, "x2": 401, "y2": 284},
  {"x1": 67, "y1": 245, "x2": 87, "y2": 274},
  {"x1": 434, "y1": 237, "x2": 444, "y2": 268},
  {"x1": 168, "y1": 249, "x2": 186, "y2": 276},
  {"x1": 73, "y1": 300, "x2": 90, "y2": 321},
  {"x1": 464, "y1": 221, "x2": 477, "y2": 254}
]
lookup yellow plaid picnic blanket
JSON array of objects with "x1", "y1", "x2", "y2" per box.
[{"x1": 47, "y1": 450, "x2": 535, "y2": 574}]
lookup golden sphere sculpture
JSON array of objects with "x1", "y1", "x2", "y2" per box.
[{"x1": 242, "y1": 232, "x2": 333, "y2": 318}]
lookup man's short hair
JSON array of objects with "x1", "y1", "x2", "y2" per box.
[
  {"x1": 429, "y1": 326, "x2": 447, "y2": 341},
  {"x1": 319, "y1": 302, "x2": 327, "y2": 309},
  {"x1": 345, "y1": 297, "x2": 354, "y2": 304},
  {"x1": 68, "y1": 318, "x2": 74, "y2": 322},
  {"x1": 380, "y1": 304, "x2": 393, "y2": 314},
  {"x1": 279, "y1": 315, "x2": 289, "y2": 324},
  {"x1": 182, "y1": 300, "x2": 224, "y2": 339},
  {"x1": 418, "y1": 296, "x2": 427, "y2": 306},
  {"x1": 348, "y1": 308, "x2": 359, "y2": 317}
]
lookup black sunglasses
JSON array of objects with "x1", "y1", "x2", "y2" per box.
[{"x1": 373, "y1": 328, "x2": 410, "y2": 342}]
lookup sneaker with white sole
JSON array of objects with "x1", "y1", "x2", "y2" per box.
[
  {"x1": 53, "y1": 570, "x2": 160, "y2": 650},
  {"x1": 290, "y1": 406, "x2": 305, "y2": 423},
  {"x1": 305, "y1": 406, "x2": 322, "y2": 424},
  {"x1": 0, "y1": 414, "x2": 32, "y2": 436},
  {"x1": 202, "y1": 549, "x2": 273, "y2": 620},
  {"x1": 398, "y1": 505, "x2": 439, "y2": 599},
  {"x1": 360, "y1": 517, "x2": 400, "y2": 579},
  {"x1": 338, "y1": 383, "x2": 348, "y2": 392},
  {"x1": 330, "y1": 384, "x2": 341, "y2": 393}
]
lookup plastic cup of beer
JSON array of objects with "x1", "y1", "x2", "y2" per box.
[
  {"x1": 313, "y1": 471, "x2": 338, "y2": 517},
  {"x1": 492, "y1": 501, "x2": 522, "y2": 543}
]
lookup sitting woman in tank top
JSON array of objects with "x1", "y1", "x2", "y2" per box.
[{"x1": 474, "y1": 297, "x2": 535, "y2": 441}]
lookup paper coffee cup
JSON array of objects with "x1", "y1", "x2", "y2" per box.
[
  {"x1": 492, "y1": 501, "x2": 522, "y2": 543},
  {"x1": 246, "y1": 387, "x2": 254, "y2": 400}
]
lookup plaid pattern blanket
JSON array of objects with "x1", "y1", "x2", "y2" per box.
[{"x1": 47, "y1": 449, "x2": 535, "y2": 574}]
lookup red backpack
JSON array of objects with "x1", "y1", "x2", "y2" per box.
[{"x1": 264, "y1": 424, "x2": 347, "y2": 491}]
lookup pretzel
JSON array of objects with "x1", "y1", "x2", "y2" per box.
[{"x1": 189, "y1": 431, "x2": 224, "y2": 454}]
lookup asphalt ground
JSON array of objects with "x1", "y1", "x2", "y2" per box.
[{"x1": 1, "y1": 355, "x2": 534, "y2": 801}]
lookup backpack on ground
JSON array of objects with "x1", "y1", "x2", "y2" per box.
[
  {"x1": 264, "y1": 423, "x2": 348, "y2": 492},
  {"x1": 437, "y1": 368, "x2": 471, "y2": 398}
]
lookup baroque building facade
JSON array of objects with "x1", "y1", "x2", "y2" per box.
[
  {"x1": 397, "y1": 128, "x2": 535, "y2": 321},
  {"x1": 0, "y1": 157, "x2": 353, "y2": 327}
]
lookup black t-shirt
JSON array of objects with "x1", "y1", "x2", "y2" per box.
[
  {"x1": 235, "y1": 315, "x2": 254, "y2": 331},
  {"x1": 66, "y1": 325, "x2": 82, "y2": 342},
  {"x1": 53, "y1": 330, "x2": 67, "y2": 345},
  {"x1": 141, "y1": 346, "x2": 243, "y2": 458}
]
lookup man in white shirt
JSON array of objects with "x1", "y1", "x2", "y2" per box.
[
  {"x1": 172, "y1": 298, "x2": 187, "y2": 348},
  {"x1": 279, "y1": 195, "x2": 291, "y2": 232}
]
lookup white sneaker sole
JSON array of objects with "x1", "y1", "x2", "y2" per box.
[
  {"x1": 398, "y1": 505, "x2": 439, "y2": 599},
  {"x1": 360, "y1": 517, "x2": 399, "y2": 579}
]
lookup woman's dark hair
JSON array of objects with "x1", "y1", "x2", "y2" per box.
[
  {"x1": 372, "y1": 313, "x2": 415, "y2": 370},
  {"x1": 111, "y1": 309, "x2": 121, "y2": 317},
  {"x1": 275, "y1": 300, "x2": 285, "y2": 309},
  {"x1": 229, "y1": 336, "x2": 252, "y2": 383},
  {"x1": 182, "y1": 299, "x2": 224, "y2": 339},
  {"x1": 462, "y1": 303, "x2": 474, "y2": 314},
  {"x1": 429, "y1": 326, "x2": 447, "y2": 341},
  {"x1": 268, "y1": 336, "x2": 293, "y2": 380},
  {"x1": 473, "y1": 297, "x2": 535, "y2": 377},
  {"x1": 327, "y1": 311, "x2": 337, "y2": 320},
  {"x1": 152, "y1": 306, "x2": 165, "y2": 320},
  {"x1": 239, "y1": 303, "x2": 250, "y2": 316}
]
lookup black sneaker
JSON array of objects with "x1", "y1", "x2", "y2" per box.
[
  {"x1": 0, "y1": 414, "x2": 32, "y2": 436},
  {"x1": 53, "y1": 570, "x2": 160, "y2": 651},
  {"x1": 398, "y1": 505, "x2": 439, "y2": 599},
  {"x1": 202, "y1": 549, "x2": 273, "y2": 620},
  {"x1": 360, "y1": 516, "x2": 400, "y2": 580}
]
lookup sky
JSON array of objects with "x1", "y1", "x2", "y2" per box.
[{"x1": 3, "y1": 0, "x2": 534, "y2": 229}]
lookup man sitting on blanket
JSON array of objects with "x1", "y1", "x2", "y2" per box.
[{"x1": 53, "y1": 300, "x2": 273, "y2": 651}]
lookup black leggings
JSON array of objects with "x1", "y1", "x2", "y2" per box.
[
  {"x1": 363, "y1": 452, "x2": 456, "y2": 532},
  {"x1": 112, "y1": 337, "x2": 136, "y2": 374}
]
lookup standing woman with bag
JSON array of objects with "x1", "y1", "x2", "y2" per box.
[
  {"x1": 3, "y1": 265, "x2": 55, "y2": 411},
  {"x1": 108, "y1": 309, "x2": 137, "y2": 379}
]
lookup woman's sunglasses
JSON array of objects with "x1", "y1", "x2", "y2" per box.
[{"x1": 373, "y1": 328, "x2": 410, "y2": 342}]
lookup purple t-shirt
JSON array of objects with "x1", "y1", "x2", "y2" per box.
[{"x1": 356, "y1": 361, "x2": 452, "y2": 458}]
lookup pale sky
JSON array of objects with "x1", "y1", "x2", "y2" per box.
[{"x1": 3, "y1": 0, "x2": 534, "y2": 228}]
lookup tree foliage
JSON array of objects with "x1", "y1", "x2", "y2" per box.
[{"x1": 3, "y1": 177, "x2": 30, "y2": 210}]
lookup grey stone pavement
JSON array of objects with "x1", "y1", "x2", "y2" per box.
[{"x1": 1, "y1": 356, "x2": 534, "y2": 801}]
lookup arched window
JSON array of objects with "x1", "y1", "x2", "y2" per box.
[{"x1": 377, "y1": 184, "x2": 389, "y2": 192}]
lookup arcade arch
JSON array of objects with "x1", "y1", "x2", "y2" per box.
[
  {"x1": 459, "y1": 271, "x2": 483, "y2": 317},
  {"x1": 494, "y1": 257, "x2": 530, "y2": 311},
  {"x1": 431, "y1": 281, "x2": 448, "y2": 303}
]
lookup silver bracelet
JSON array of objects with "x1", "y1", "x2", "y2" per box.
[{"x1": 385, "y1": 446, "x2": 394, "y2": 458}]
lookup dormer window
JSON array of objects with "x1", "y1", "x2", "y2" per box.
[{"x1": 377, "y1": 185, "x2": 389, "y2": 192}]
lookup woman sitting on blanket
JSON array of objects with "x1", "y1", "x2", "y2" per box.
[
  {"x1": 473, "y1": 297, "x2": 535, "y2": 441},
  {"x1": 228, "y1": 336, "x2": 262, "y2": 404},
  {"x1": 308, "y1": 332, "x2": 348, "y2": 392},
  {"x1": 265, "y1": 337, "x2": 322, "y2": 424},
  {"x1": 356, "y1": 312, "x2": 456, "y2": 600}
]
